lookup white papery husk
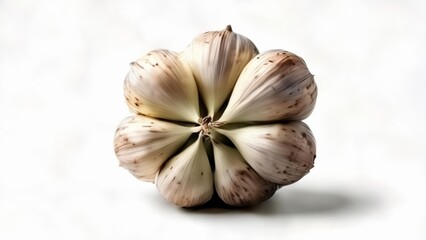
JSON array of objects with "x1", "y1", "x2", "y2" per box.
[
  {"x1": 215, "y1": 121, "x2": 316, "y2": 185},
  {"x1": 125, "y1": 49, "x2": 200, "y2": 123},
  {"x1": 212, "y1": 140, "x2": 277, "y2": 206},
  {"x1": 182, "y1": 25, "x2": 258, "y2": 118},
  {"x1": 114, "y1": 115, "x2": 196, "y2": 182},
  {"x1": 156, "y1": 134, "x2": 213, "y2": 207},
  {"x1": 219, "y1": 49, "x2": 317, "y2": 123}
]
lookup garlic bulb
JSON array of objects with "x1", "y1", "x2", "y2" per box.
[{"x1": 114, "y1": 26, "x2": 318, "y2": 208}]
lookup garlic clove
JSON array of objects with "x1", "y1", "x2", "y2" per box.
[
  {"x1": 114, "y1": 115, "x2": 198, "y2": 182},
  {"x1": 212, "y1": 141, "x2": 277, "y2": 207},
  {"x1": 156, "y1": 134, "x2": 213, "y2": 207},
  {"x1": 125, "y1": 49, "x2": 200, "y2": 123},
  {"x1": 218, "y1": 49, "x2": 317, "y2": 124},
  {"x1": 182, "y1": 25, "x2": 259, "y2": 118},
  {"x1": 215, "y1": 121, "x2": 316, "y2": 185}
]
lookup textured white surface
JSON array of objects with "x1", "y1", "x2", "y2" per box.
[{"x1": 1, "y1": 0, "x2": 426, "y2": 239}]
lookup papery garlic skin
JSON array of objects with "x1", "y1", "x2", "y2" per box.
[
  {"x1": 156, "y1": 134, "x2": 213, "y2": 207},
  {"x1": 212, "y1": 141, "x2": 277, "y2": 206},
  {"x1": 182, "y1": 25, "x2": 259, "y2": 118},
  {"x1": 215, "y1": 121, "x2": 316, "y2": 185},
  {"x1": 125, "y1": 49, "x2": 200, "y2": 123},
  {"x1": 219, "y1": 49, "x2": 317, "y2": 123},
  {"x1": 114, "y1": 115, "x2": 196, "y2": 182}
]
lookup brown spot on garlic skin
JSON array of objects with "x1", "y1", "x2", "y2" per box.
[
  {"x1": 264, "y1": 133, "x2": 275, "y2": 140},
  {"x1": 291, "y1": 144, "x2": 302, "y2": 151},
  {"x1": 133, "y1": 62, "x2": 144, "y2": 69}
]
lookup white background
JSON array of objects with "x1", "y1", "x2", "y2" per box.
[{"x1": 1, "y1": 0, "x2": 425, "y2": 239}]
